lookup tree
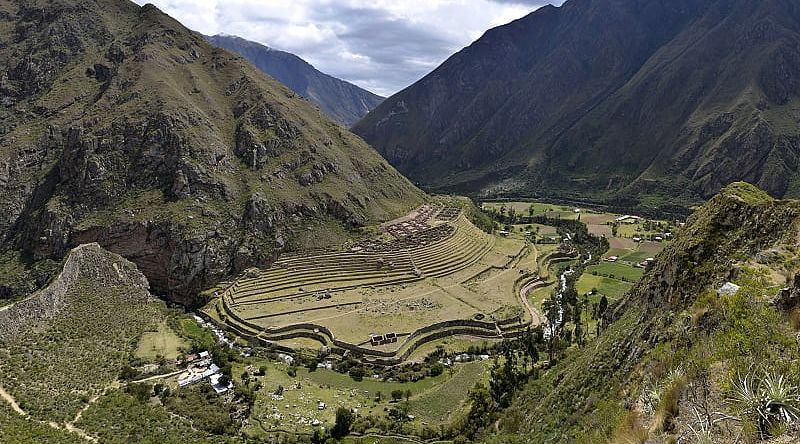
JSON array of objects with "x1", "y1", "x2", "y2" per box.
[
  {"x1": 463, "y1": 383, "x2": 493, "y2": 439},
  {"x1": 125, "y1": 383, "x2": 152, "y2": 403},
  {"x1": 331, "y1": 407, "x2": 353, "y2": 438},
  {"x1": 391, "y1": 389, "x2": 403, "y2": 401},
  {"x1": 598, "y1": 295, "x2": 609, "y2": 317},
  {"x1": 348, "y1": 366, "x2": 365, "y2": 381},
  {"x1": 119, "y1": 364, "x2": 138, "y2": 381},
  {"x1": 404, "y1": 389, "x2": 412, "y2": 402}
]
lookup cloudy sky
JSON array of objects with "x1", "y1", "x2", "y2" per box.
[{"x1": 133, "y1": 0, "x2": 564, "y2": 96}]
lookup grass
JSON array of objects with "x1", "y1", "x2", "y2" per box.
[
  {"x1": 135, "y1": 322, "x2": 188, "y2": 361},
  {"x1": 299, "y1": 368, "x2": 446, "y2": 395},
  {"x1": 576, "y1": 274, "x2": 633, "y2": 300},
  {"x1": 620, "y1": 251, "x2": 653, "y2": 263},
  {"x1": 482, "y1": 201, "x2": 581, "y2": 220},
  {"x1": 408, "y1": 361, "x2": 487, "y2": 423},
  {"x1": 242, "y1": 356, "x2": 485, "y2": 437},
  {"x1": 585, "y1": 263, "x2": 644, "y2": 282}
]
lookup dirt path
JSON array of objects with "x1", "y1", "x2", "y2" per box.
[
  {"x1": 519, "y1": 280, "x2": 547, "y2": 326},
  {"x1": 132, "y1": 369, "x2": 184, "y2": 383},
  {"x1": 0, "y1": 384, "x2": 26, "y2": 416}
]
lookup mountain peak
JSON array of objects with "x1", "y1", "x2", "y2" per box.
[{"x1": 205, "y1": 34, "x2": 383, "y2": 126}]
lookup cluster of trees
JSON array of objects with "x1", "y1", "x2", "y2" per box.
[
  {"x1": 331, "y1": 353, "x2": 445, "y2": 382},
  {"x1": 541, "y1": 274, "x2": 610, "y2": 362},
  {"x1": 454, "y1": 330, "x2": 543, "y2": 440}
]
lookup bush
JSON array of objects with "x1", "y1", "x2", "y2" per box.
[
  {"x1": 124, "y1": 383, "x2": 152, "y2": 403},
  {"x1": 349, "y1": 366, "x2": 365, "y2": 381},
  {"x1": 430, "y1": 363, "x2": 445, "y2": 377}
]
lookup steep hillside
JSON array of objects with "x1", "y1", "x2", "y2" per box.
[
  {"x1": 0, "y1": 0, "x2": 425, "y2": 306},
  {"x1": 206, "y1": 34, "x2": 384, "y2": 126},
  {"x1": 0, "y1": 243, "x2": 245, "y2": 442},
  {"x1": 479, "y1": 183, "x2": 800, "y2": 442},
  {"x1": 0, "y1": 243, "x2": 159, "y2": 420},
  {"x1": 354, "y1": 0, "x2": 800, "y2": 207}
]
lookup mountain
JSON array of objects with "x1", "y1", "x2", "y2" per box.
[
  {"x1": 0, "y1": 0, "x2": 425, "y2": 306},
  {"x1": 354, "y1": 0, "x2": 800, "y2": 208},
  {"x1": 206, "y1": 34, "x2": 384, "y2": 126}
]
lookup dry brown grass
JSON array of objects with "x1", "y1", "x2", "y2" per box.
[
  {"x1": 788, "y1": 307, "x2": 800, "y2": 331},
  {"x1": 610, "y1": 410, "x2": 649, "y2": 444},
  {"x1": 651, "y1": 374, "x2": 687, "y2": 433}
]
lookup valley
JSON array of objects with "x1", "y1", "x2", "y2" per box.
[{"x1": 2, "y1": 0, "x2": 800, "y2": 443}]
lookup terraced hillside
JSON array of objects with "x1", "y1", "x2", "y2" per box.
[{"x1": 207, "y1": 206, "x2": 539, "y2": 364}]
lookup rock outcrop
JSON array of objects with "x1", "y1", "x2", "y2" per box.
[{"x1": 0, "y1": 243, "x2": 150, "y2": 342}]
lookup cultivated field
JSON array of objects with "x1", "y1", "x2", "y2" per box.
[{"x1": 206, "y1": 204, "x2": 538, "y2": 364}]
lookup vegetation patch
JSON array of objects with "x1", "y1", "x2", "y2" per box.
[{"x1": 135, "y1": 321, "x2": 189, "y2": 361}]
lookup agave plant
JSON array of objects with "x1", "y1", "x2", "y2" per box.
[{"x1": 728, "y1": 369, "x2": 800, "y2": 438}]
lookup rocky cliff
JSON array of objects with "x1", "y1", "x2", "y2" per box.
[
  {"x1": 0, "y1": 243, "x2": 151, "y2": 342},
  {"x1": 206, "y1": 34, "x2": 384, "y2": 126},
  {"x1": 0, "y1": 0, "x2": 425, "y2": 306},
  {"x1": 354, "y1": 0, "x2": 800, "y2": 207}
]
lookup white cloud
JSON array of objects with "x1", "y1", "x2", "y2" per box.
[{"x1": 133, "y1": 0, "x2": 563, "y2": 96}]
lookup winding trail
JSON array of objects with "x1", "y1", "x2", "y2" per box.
[
  {"x1": 518, "y1": 280, "x2": 548, "y2": 326},
  {"x1": 132, "y1": 369, "x2": 184, "y2": 383},
  {"x1": 0, "y1": 384, "x2": 26, "y2": 416}
]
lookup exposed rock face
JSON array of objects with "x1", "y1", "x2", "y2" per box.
[
  {"x1": 0, "y1": 243, "x2": 150, "y2": 342},
  {"x1": 619, "y1": 183, "x2": 800, "y2": 314},
  {"x1": 0, "y1": 0, "x2": 425, "y2": 306},
  {"x1": 354, "y1": 0, "x2": 800, "y2": 205},
  {"x1": 206, "y1": 34, "x2": 384, "y2": 126}
]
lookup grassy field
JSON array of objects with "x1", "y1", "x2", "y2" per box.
[
  {"x1": 300, "y1": 368, "x2": 446, "y2": 395},
  {"x1": 135, "y1": 322, "x2": 188, "y2": 361},
  {"x1": 585, "y1": 263, "x2": 644, "y2": 282},
  {"x1": 482, "y1": 201, "x2": 580, "y2": 220},
  {"x1": 242, "y1": 357, "x2": 488, "y2": 437},
  {"x1": 575, "y1": 274, "x2": 633, "y2": 300},
  {"x1": 408, "y1": 361, "x2": 487, "y2": 423},
  {"x1": 620, "y1": 250, "x2": 653, "y2": 263}
]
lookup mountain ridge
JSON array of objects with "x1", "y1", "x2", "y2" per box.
[
  {"x1": 354, "y1": 0, "x2": 800, "y2": 207},
  {"x1": 205, "y1": 34, "x2": 384, "y2": 126}
]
